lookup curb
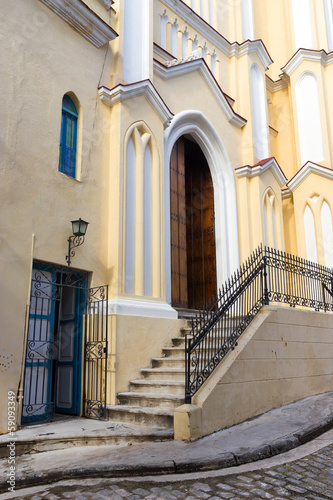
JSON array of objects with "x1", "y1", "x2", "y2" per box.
[{"x1": 2, "y1": 417, "x2": 333, "y2": 493}]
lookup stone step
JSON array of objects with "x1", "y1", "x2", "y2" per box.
[
  {"x1": 140, "y1": 367, "x2": 185, "y2": 382},
  {"x1": 0, "y1": 418, "x2": 173, "y2": 459},
  {"x1": 106, "y1": 405, "x2": 174, "y2": 428},
  {"x1": 151, "y1": 357, "x2": 185, "y2": 369},
  {"x1": 162, "y1": 346, "x2": 185, "y2": 357},
  {"x1": 129, "y1": 379, "x2": 185, "y2": 395},
  {"x1": 117, "y1": 392, "x2": 185, "y2": 410},
  {"x1": 171, "y1": 336, "x2": 185, "y2": 346}
]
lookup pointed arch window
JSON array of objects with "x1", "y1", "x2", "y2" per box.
[
  {"x1": 59, "y1": 95, "x2": 78, "y2": 178},
  {"x1": 251, "y1": 64, "x2": 269, "y2": 160},
  {"x1": 295, "y1": 73, "x2": 324, "y2": 165}
]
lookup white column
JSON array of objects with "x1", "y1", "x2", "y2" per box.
[{"x1": 123, "y1": 0, "x2": 150, "y2": 82}]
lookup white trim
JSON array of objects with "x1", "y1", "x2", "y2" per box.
[
  {"x1": 282, "y1": 49, "x2": 333, "y2": 76},
  {"x1": 160, "y1": 0, "x2": 273, "y2": 69},
  {"x1": 97, "y1": 0, "x2": 113, "y2": 8},
  {"x1": 269, "y1": 126, "x2": 278, "y2": 137},
  {"x1": 281, "y1": 188, "x2": 293, "y2": 200},
  {"x1": 98, "y1": 81, "x2": 173, "y2": 127},
  {"x1": 266, "y1": 76, "x2": 288, "y2": 93},
  {"x1": 107, "y1": 298, "x2": 178, "y2": 318},
  {"x1": 154, "y1": 58, "x2": 247, "y2": 128},
  {"x1": 164, "y1": 111, "x2": 240, "y2": 303},
  {"x1": 39, "y1": 0, "x2": 117, "y2": 47},
  {"x1": 287, "y1": 161, "x2": 333, "y2": 191},
  {"x1": 154, "y1": 43, "x2": 174, "y2": 61},
  {"x1": 235, "y1": 158, "x2": 287, "y2": 187}
]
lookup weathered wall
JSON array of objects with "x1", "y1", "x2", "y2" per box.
[
  {"x1": 108, "y1": 315, "x2": 186, "y2": 404},
  {"x1": 175, "y1": 306, "x2": 333, "y2": 439}
]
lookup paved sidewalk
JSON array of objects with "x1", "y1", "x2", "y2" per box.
[{"x1": 1, "y1": 392, "x2": 333, "y2": 492}]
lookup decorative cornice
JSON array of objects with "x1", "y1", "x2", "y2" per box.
[
  {"x1": 235, "y1": 157, "x2": 287, "y2": 187},
  {"x1": 161, "y1": 0, "x2": 273, "y2": 69},
  {"x1": 97, "y1": 0, "x2": 113, "y2": 8},
  {"x1": 287, "y1": 161, "x2": 333, "y2": 192},
  {"x1": 153, "y1": 42, "x2": 175, "y2": 62},
  {"x1": 266, "y1": 75, "x2": 288, "y2": 93},
  {"x1": 39, "y1": 0, "x2": 118, "y2": 47},
  {"x1": 281, "y1": 49, "x2": 333, "y2": 76},
  {"x1": 281, "y1": 187, "x2": 292, "y2": 200},
  {"x1": 269, "y1": 126, "x2": 278, "y2": 137},
  {"x1": 154, "y1": 58, "x2": 247, "y2": 128},
  {"x1": 98, "y1": 80, "x2": 174, "y2": 127}
]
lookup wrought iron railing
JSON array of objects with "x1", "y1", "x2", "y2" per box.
[{"x1": 185, "y1": 246, "x2": 333, "y2": 403}]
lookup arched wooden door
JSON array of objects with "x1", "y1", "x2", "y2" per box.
[{"x1": 170, "y1": 136, "x2": 217, "y2": 309}]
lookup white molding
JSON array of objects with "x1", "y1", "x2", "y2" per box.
[
  {"x1": 97, "y1": 0, "x2": 113, "y2": 8},
  {"x1": 269, "y1": 126, "x2": 278, "y2": 137},
  {"x1": 287, "y1": 161, "x2": 333, "y2": 191},
  {"x1": 154, "y1": 59, "x2": 247, "y2": 128},
  {"x1": 39, "y1": 0, "x2": 117, "y2": 47},
  {"x1": 235, "y1": 157, "x2": 287, "y2": 187},
  {"x1": 153, "y1": 43, "x2": 175, "y2": 61},
  {"x1": 98, "y1": 80, "x2": 174, "y2": 127},
  {"x1": 107, "y1": 298, "x2": 178, "y2": 318},
  {"x1": 282, "y1": 49, "x2": 333, "y2": 76},
  {"x1": 266, "y1": 75, "x2": 288, "y2": 93},
  {"x1": 161, "y1": 0, "x2": 273, "y2": 69},
  {"x1": 281, "y1": 188, "x2": 293, "y2": 200}
]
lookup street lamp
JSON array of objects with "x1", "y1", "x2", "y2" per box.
[{"x1": 65, "y1": 218, "x2": 89, "y2": 266}]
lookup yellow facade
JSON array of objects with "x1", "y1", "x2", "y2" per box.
[{"x1": 1, "y1": 0, "x2": 333, "y2": 436}]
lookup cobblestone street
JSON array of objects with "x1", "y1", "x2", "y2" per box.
[{"x1": 5, "y1": 442, "x2": 333, "y2": 499}]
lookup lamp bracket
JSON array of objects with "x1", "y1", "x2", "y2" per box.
[{"x1": 66, "y1": 235, "x2": 85, "y2": 266}]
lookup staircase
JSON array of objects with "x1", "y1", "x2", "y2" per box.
[{"x1": 106, "y1": 324, "x2": 190, "y2": 433}]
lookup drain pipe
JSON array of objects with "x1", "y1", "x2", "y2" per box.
[{"x1": 16, "y1": 233, "x2": 35, "y2": 430}]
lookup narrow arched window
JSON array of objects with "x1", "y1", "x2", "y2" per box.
[
  {"x1": 296, "y1": 73, "x2": 324, "y2": 165},
  {"x1": 59, "y1": 95, "x2": 77, "y2": 178},
  {"x1": 251, "y1": 64, "x2": 269, "y2": 160}
]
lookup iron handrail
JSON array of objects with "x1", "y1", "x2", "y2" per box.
[{"x1": 185, "y1": 246, "x2": 333, "y2": 403}]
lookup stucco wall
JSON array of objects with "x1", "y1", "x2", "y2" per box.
[
  {"x1": 175, "y1": 305, "x2": 333, "y2": 439},
  {"x1": 108, "y1": 314, "x2": 186, "y2": 404}
]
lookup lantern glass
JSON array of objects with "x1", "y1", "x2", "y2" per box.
[{"x1": 71, "y1": 218, "x2": 89, "y2": 237}]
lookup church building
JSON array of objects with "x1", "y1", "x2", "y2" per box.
[{"x1": 1, "y1": 0, "x2": 333, "y2": 439}]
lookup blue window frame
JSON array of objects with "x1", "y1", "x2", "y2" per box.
[{"x1": 59, "y1": 95, "x2": 78, "y2": 178}]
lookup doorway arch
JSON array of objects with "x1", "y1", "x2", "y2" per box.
[
  {"x1": 164, "y1": 111, "x2": 239, "y2": 306},
  {"x1": 170, "y1": 136, "x2": 217, "y2": 309}
]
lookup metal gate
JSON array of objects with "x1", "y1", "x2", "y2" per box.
[
  {"x1": 83, "y1": 285, "x2": 108, "y2": 419},
  {"x1": 22, "y1": 262, "x2": 108, "y2": 423}
]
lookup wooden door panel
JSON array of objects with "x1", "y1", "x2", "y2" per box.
[
  {"x1": 185, "y1": 140, "x2": 217, "y2": 309},
  {"x1": 170, "y1": 138, "x2": 188, "y2": 308}
]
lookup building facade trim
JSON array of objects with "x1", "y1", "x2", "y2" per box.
[
  {"x1": 282, "y1": 49, "x2": 333, "y2": 76},
  {"x1": 161, "y1": 0, "x2": 273, "y2": 69},
  {"x1": 235, "y1": 157, "x2": 287, "y2": 187},
  {"x1": 154, "y1": 58, "x2": 247, "y2": 128},
  {"x1": 39, "y1": 0, "x2": 118, "y2": 47},
  {"x1": 107, "y1": 298, "x2": 178, "y2": 318},
  {"x1": 287, "y1": 161, "x2": 333, "y2": 191},
  {"x1": 98, "y1": 80, "x2": 174, "y2": 127}
]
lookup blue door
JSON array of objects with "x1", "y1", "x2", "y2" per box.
[{"x1": 22, "y1": 263, "x2": 86, "y2": 423}]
